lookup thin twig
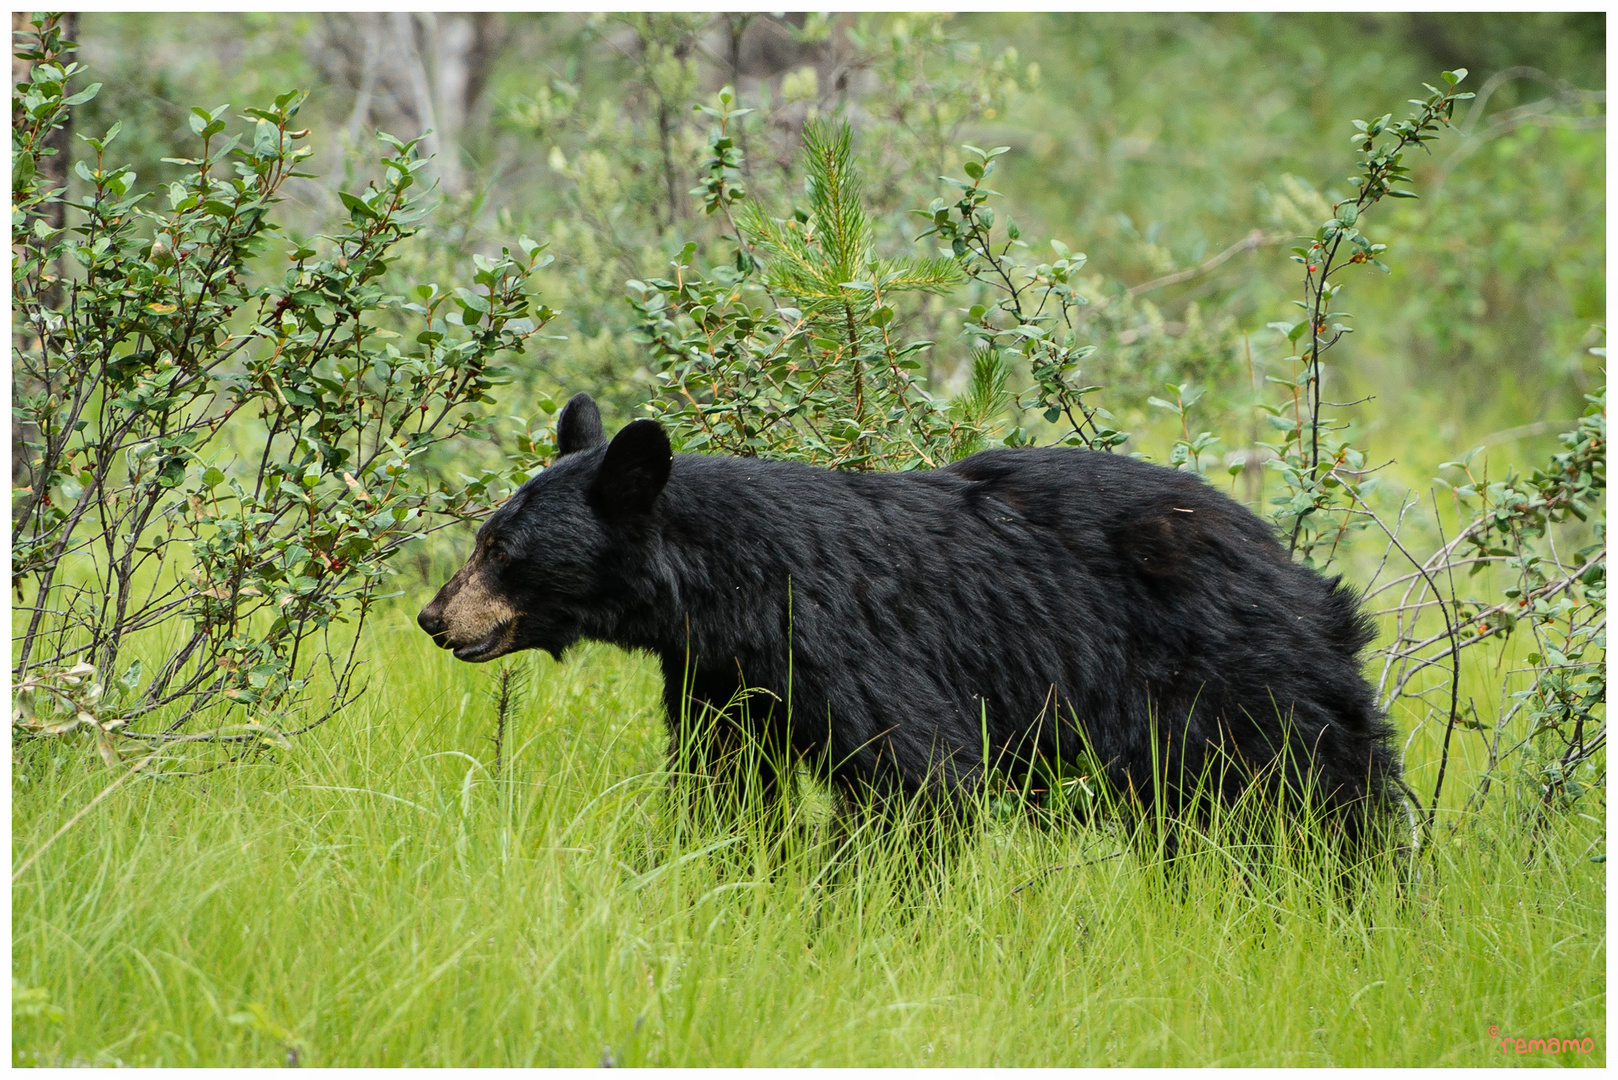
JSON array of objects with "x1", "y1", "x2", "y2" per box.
[
  {"x1": 1424, "y1": 490, "x2": 1466, "y2": 832},
  {"x1": 1009, "y1": 850, "x2": 1123, "y2": 896},
  {"x1": 1126, "y1": 230, "x2": 1281, "y2": 297},
  {"x1": 12, "y1": 739, "x2": 205, "y2": 883}
]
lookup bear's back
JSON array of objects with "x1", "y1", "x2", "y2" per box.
[{"x1": 644, "y1": 444, "x2": 1389, "y2": 811}]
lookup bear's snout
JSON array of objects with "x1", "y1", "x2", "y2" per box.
[
  {"x1": 417, "y1": 604, "x2": 449, "y2": 644},
  {"x1": 417, "y1": 557, "x2": 522, "y2": 662}
]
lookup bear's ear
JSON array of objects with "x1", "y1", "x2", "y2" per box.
[
  {"x1": 556, "y1": 393, "x2": 605, "y2": 456},
  {"x1": 594, "y1": 419, "x2": 672, "y2": 517}
]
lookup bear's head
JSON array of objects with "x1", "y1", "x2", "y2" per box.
[{"x1": 417, "y1": 393, "x2": 672, "y2": 662}]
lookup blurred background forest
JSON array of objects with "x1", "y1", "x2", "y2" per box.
[{"x1": 65, "y1": 11, "x2": 1604, "y2": 483}]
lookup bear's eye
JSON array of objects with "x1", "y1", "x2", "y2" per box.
[{"x1": 489, "y1": 542, "x2": 509, "y2": 562}]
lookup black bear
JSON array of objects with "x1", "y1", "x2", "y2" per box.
[{"x1": 419, "y1": 393, "x2": 1405, "y2": 849}]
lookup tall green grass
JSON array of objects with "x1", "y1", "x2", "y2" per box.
[{"x1": 12, "y1": 604, "x2": 1606, "y2": 1066}]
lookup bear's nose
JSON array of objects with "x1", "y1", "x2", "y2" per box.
[{"x1": 418, "y1": 607, "x2": 446, "y2": 640}]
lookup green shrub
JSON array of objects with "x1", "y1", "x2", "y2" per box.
[{"x1": 12, "y1": 15, "x2": 551, "y2": 757}]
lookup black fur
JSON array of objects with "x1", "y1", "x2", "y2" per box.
[{"x1": 421, "y1": 395, "x2": 1403, "y2": 846}]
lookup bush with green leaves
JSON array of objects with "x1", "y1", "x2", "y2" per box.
[
  {"x1": 11, "y1": 16, "x2": 551, "y2": 759},
  {"x1": 1258, "y1": 70, "x2": 1475, "y2": 564},
  {"x1": 1370, "y1": 389, "x2": 1605, "y2": 826},
  {"x1": 495, "y1": 14, "x2": 1038, "y2": 427},
  {"x1": 1229, "y1": 68, "x2": 1605, "y2": 834},
  {"x1": 637, "y1": 114, "x2": 981, "y2": 470}
]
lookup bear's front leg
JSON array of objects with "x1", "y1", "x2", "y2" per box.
[
  {"x1": 659, "y1": 660, "x2": 792, "y2": 826},
  {"x1": 824, "y1": 766, "x2": 976, "y2": 873}
]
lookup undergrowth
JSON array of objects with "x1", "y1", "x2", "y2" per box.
[{"x1": 11, "y1": 604, "x2": 1605, "y2": 1067}]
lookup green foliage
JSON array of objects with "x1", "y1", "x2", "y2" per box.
[
  {"x1": 56, "y1": 13, "x2": 1604, "y2": 444},
  {"x1": 689, "y1": 86, "x2": 749, "y2": 216},
  {"x1": 1431, "y1": 389, "x2": 1606, "y2": 811},
  {"x1": 922, "y1": 143, "x2": 1129, "y2": 451},
  {"x1": 636, "y1": 118, "x2": 977, "y2": 470},
  {"x1": 11, "y1": 17, "x2": 552, "y2": 753},
  {"x1": 642, "y1": 114, "x2": 1140, "y2": 470},
  {"x1": 1148, "y1": 383, "x2": 1222, "y2": 475},
  {"x1": 488, "y1": 14, "x2": 1045, "y2": 428},
  {"x1": 744, "y1": 122, "x2": 962, "y2": 329},
  {"x1": 1215, "y1": 66, "x2": 1605, "y2": 833},
  {"x1": 1263, "y1": 70, "x2": 1475, "y2": 565},
  {"x1": 973, "y1": 13, "x2": 1602, "y2": 437},
  {"x1": 847, "y1": 16, "x2": 1030, "y2": 182}
]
